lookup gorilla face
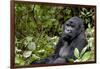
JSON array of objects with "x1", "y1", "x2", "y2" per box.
[{"x1": 62, "y1": 16, "x2": 84, "y2": 40}]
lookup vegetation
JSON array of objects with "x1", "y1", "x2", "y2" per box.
[{"x1": 15, "y1": 3, "x2": 95, "y2": 65}]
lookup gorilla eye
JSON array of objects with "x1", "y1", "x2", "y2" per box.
[
  {"x1": 70, "y1": 21, "x2": 73, "y2": 24},
  {"x1": 66, "y1": 24, "x2": 70, "y2": 26}
]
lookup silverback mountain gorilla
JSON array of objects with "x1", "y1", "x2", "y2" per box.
[{"x1": 31, "y1": 16, "x2": 87, "y2": 64}]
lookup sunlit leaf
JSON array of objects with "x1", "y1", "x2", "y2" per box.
[
  {"x1": 23, "y1": 51, "x2": 32, "y2": 58},
  {"x1": 81, "y1": 12, "x2": 85, "y2": 15},
  {"x1": 82, "y1": 52, "x2": 91, "y2": 61},
  {"x1": 37, "y1": 49, "x2": 45, "y2": 53},
  {"x1": 15, "y1": 54, "x2": 24, "y2": 65},
  {"x1": 74, "y1": 48, "x2": 80, "y2": 58},
  {"x1": 26, "y1": 36, "x2": 33, "y2": 42},
  {"x1": 80, "y1": 46, "x2": 88, "y2": 56},
  {"x1": 32, "y1": 54, "x2": 40, "y2": 59},
  {"x1": 74, "y1": 59, "x2": 81, "y2": 62},
  {"x1": 27, "y1": 42, "x2": 36, "y2": 51}
]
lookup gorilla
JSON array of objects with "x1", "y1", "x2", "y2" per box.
[{"x1": 31, "y1": 16, "x2": 87, "y2": 64}]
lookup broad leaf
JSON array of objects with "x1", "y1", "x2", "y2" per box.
[
  {"x1": 74, "y1": 48, "x2": 80, "y2": 58},
  {"x1": 27, "y1": 42, "x2": 36, "y2": 51},
  {"x1": 26, "y1": 36, "x2": 33, "y2": 41},
  {"x1": 82, "y1": 52, "x2": 91, "y2": 61},
  {"x1": 80, "y1": 46, "x2": 88, "y2": 56},
  {"x1": 23, "y1": 51, "x2": 32, "y2": 58},
  {"x1": 15, "y1": 54, "x2": 24, "y2": 65}
]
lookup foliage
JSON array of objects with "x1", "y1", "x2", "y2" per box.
[
  {"x1": 74, "y1": 47, "x2": 92, "y2": 62},
  {"x1": 15, "y1": 3, "x2": 95, "y2": 65}
]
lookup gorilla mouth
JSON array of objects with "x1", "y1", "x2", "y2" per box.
[{"x1": 62, "y1": 34, "x2": 72, "y2": 41}]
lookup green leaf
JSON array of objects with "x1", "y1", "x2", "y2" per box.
[
  {"x1": 80, "y1": 46, "x2": 88, "y2": 57},
  {"x1": 68, "y1": 59, "x2": 74, "y2": 62},
  {"x1": 15, "y1": 54, "x2": 24, "y2": 65},
  {"x1": 23, "y1": 51, "x2": 32, "y2": 58},
  {"x1": 37, "y1": 49, "x2": 45, "y2": 53},
  {"x1": 81, "y1": 52, "x2": 91, "y2": 61},
  {"x1": 32, "y1": 54, "x2": 40, "y2": 60},
  {"x1": 28, "y1": 54, "x2": 40, "y2": 64},
  {"x1": 26, "y1": 36, "x2": 33, "y2": 42},
  {"x1": 87, "y1": 12, "x2": 90, "y2": 15},
  {"x1": 27, "y1": 42, "x2": 36, "y2": 51},
  {"x1": 74, "y1": 59, "x2": 81, "y2": 62},
  {"x1": 74, "y1": 48, "x2": 80, "y2": 58},
  {"x1": 23, "y1": 36, "x2": 33, "y2": 46},
  {"x1": 81, "y1": 12, "x2": 85, "y2": 15}
]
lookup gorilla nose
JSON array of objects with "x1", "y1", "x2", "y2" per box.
[{"x1": 65, "y1": 29, "x2": 71, "y2": 33}]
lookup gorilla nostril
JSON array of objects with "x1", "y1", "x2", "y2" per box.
[
  {"x1": 67, "y1": 29, "x2": 71, "y2": 32},
  {"x1": 67, "y1": 30, "x2": 70, "y2": 31}
]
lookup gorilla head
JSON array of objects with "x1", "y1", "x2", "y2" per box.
[{"x1": 62, "y1": 16, "x2": 85, "y2": 41}]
